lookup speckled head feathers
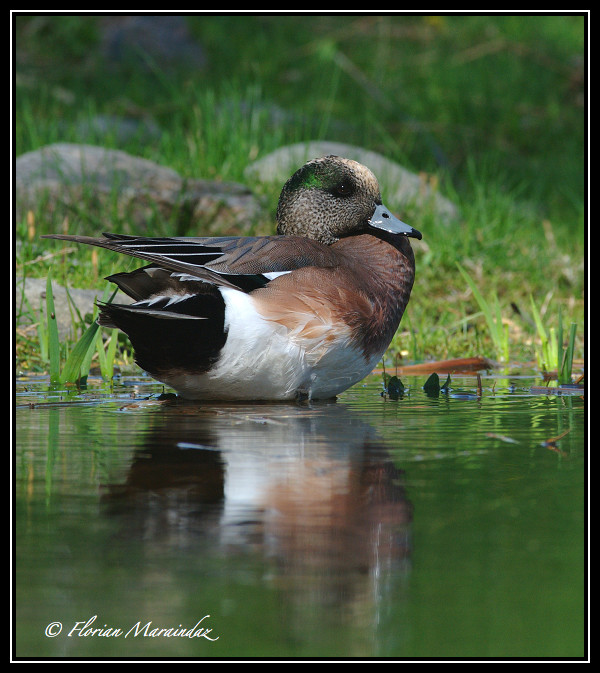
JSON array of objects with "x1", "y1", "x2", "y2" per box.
[{"x1": 276, "y1": 155, "x2": 384, "y2": 244}]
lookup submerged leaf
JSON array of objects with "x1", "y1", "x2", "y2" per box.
[{"x1": 486, "y1": 432, "x2": 520, "y2": 444}]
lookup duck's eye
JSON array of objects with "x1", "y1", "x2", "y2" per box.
[{"x1": 332, "y1": 182, "x2": 353, "y2": 196}]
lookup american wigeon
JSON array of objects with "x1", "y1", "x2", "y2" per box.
[{"x1": 43, "y1": 155, "x2": 422, "y2": 400}]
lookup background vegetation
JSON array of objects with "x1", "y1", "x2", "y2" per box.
[{"x1": 14, "y1": 13, "x2": 586, "y2": 374}]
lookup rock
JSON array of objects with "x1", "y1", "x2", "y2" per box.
[
  {"x1": 245, "y1": 141, "x2": 459, "y2": 221},
  {"x1": 16, "y1": 143, "x2": 261, "y2": 234}
]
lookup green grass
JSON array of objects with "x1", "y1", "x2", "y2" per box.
[
  {"x1": 17, "y1": 272, "x2": 123, "y2": 385},
  {"x1": 530, "y1": 296, "x2": 579, "y2": 384},
  {"x1": 456, "y1": 262, "x2": 510, "y2": 364},
  {"x1": 14, "y1": 14, "x2": 586, "y2": 375}
]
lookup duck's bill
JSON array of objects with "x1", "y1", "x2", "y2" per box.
[{"x1": 368, "y1": 204, "x2": 422, "y2": 240}]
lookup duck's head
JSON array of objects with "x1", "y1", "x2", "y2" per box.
[{"x1": 276, "y1": 155, "x2": 422, "y2": 245}]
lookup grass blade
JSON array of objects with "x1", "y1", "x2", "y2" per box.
[
  {"x1": 529, "y1": 295, "x2": 553, "y2": 372},
  {"x1": 59, "y1": 320, "x2": 100, "y2": 384},
  {"x1": 556, "y1": 309, "x2": 564, "y2": 381},
  {"x1": 20, "y1": 291, "x2": 49, "y2": 363},
  {"x1": 45, "y1": 274, "x2": 61, "y2": 383},
  {"x1": 95, "y1": 327, "x2": 119, "y2": 381},
  {"x1": 559, "y1": 322, "x2": 577, "y2": 385},
  {"x1": 457, "y1": 263, "x2": 508, "y2": 362}
]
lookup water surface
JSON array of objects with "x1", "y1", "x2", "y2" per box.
[{"x1": 14, "y1": 374, "x2": 586, "y2": 659}]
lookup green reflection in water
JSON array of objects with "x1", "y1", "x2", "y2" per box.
[{"x1": 15, "y1": 375, "x2": 586, "y2": 659}]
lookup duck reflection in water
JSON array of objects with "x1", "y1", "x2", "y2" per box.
[{"x1": 103, "y1": 399, "x2": 412, "y2": 627}]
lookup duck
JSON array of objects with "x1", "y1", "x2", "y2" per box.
[{"x1": 43, "y1": 155, "x2": 422, "y2": 400}]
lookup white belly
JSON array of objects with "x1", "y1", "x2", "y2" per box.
[{"x1": 158, "y1": 288, "x2": 376, "y2": 401}]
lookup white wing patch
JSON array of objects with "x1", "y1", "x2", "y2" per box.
[
  {"x1": 135, "y1": 292, "x2": 195, "y2": 307},
  {"x1": 262, "y1": 271, "x2": 293, "y2": 281}
]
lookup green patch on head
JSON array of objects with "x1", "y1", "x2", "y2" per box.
[
  {"x1": 287, "y1": 160, "x2": 341, "y2": 192},
  {"x1": 300, "y1": 170, "x2": 326, "y2": 189}
]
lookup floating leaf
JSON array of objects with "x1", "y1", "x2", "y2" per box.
[
  {"x1": 440, "y1": 374, "x2": 451, "y2": 393},
  {"x1": 541, "y1": 427, "x2": 572, "y2": 447},
  {"x1": 423, "y1": 372, "x2": 440, "y2": 397},
  {"x1": 386, "y1": 375, "x2": 405, "y2": 400}
]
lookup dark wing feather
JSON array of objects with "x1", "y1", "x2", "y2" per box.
[
  {"x1": 41, "y1": 232, "x2": 340, "y2": 378},
  {"x1": 41, "y1": 233, "x2": 339, "y2": 281}
]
